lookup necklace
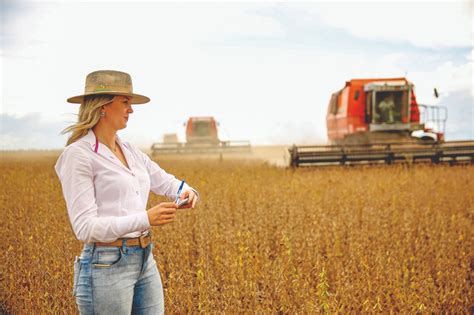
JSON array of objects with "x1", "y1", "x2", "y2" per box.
[{"x1": 104, "y1": 142, "x2": 118, "y2": 152}]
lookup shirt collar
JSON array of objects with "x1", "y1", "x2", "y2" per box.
[{"x1": 81, "y1": 129, "x2": 134, "y2": 172}]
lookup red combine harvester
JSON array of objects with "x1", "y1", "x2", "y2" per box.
[
  {"x1": 289, "y1": 77, "x2": 474, "y2": 166},
  {"x1": 151, "y1": 116, "x2": 251, "y2": 156}
]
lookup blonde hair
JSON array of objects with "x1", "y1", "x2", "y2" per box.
[{"x1": 62, "y1": 95, "x2": 114, "y2": 146}]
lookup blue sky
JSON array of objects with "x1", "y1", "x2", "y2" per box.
[{"x1": 1, "y1": 0, "x2": 473, "y2": 149}]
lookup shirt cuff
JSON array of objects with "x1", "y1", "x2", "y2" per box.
[
  {"x1": 140, "y1": 210, "x2": 151, "y2": 229},
  {"x1": 185, "y1": 188, "x2": 200, "y2": 200}
]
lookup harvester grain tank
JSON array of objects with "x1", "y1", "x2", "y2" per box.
[
  {"x1": 151, "y1": 116, "x2": 251, "y2": 156},
  {"x1": 289, "y1": 77, "x2": 474, "y2": 166}
]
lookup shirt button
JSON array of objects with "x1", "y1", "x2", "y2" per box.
[
  {"x1": 132, "y1": 173, "x2": 135, "y2": 176},
  {"x1": 136, "y1": 191, "x2": 139, "y2": 195}
]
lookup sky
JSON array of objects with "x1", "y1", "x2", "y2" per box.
[{"x1": 1, "y1": 0, "x2": 473, "y2": 149}]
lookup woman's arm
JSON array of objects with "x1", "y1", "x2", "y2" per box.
[{"x1": 132, "y1": 144, "x2": 199, "y2": 203}]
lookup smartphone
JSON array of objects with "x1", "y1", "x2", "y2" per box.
[{"x1": 176, "y1": 197, "x2": 189, "y2": 208}]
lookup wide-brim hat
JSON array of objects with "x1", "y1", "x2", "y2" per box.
[{"x1": 67, "y1": 70, "x2": 150, "y2": 104}]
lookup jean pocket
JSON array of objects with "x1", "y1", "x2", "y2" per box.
[
  {"x1": 73, "y1": 256, "x2": 82, "y2": 296},
  {"x1": 92, "y1": 247, "x2": 123, "y2": 268}
]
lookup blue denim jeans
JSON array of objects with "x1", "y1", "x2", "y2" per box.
[{"x1": 73, "y1": 242, "x2": 164, "y2": 314}]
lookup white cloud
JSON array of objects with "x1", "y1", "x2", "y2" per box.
[
  {"x1": 404, "y1": 58, "x2": 473, "y2": 102},
  {"x1": 0, "y1": 113, "x2": 67, "y2": 149},
  {"x1": 468, "y1": 49, "x2": 474, "y2": 62},
  {"x1": 312, "y1": 1, "x2": 472, "y2": 48}
]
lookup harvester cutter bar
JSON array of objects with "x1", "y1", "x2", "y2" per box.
[{"x1": 288, "y1": 140, "x2": 474, "y2": 167}]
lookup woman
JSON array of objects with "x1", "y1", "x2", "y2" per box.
[{"x1": 55, "y1": 70, "x2": 198, "y2": 314}]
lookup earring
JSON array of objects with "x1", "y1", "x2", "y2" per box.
[{"x1": 100, "y1": 112, "x2": 105, "y2": 117}]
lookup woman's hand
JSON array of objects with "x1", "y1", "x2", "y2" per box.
[
  {"x1": 147, "y1": 202, "x2": 178, "y2": 226},
  {"x1": 178, "y1": 189, "x2": 199, "y2": 209}
]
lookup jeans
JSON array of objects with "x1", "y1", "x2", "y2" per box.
[{"x1": 73, "y1": 242, "x2": 164, "y2": 314}]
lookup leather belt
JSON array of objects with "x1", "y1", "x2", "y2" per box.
[{"x1": 95, "y1": 231, "x2": 152, "y2": 249}]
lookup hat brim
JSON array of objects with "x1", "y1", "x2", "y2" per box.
[{"x1": 67, "y1": 92, "x2": 150, "y2": 104}]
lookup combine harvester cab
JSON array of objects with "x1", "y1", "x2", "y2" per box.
[
  {"x1": 151, "y1": 116, "x2": 251, "y2": 157},
  {"x1": 289, "y1": 77, "x2": 474, "y2": 167}
]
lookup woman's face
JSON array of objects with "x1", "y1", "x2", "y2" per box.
[{"x1": 102, "y1": 95, "x2": 133, "y2": 130}]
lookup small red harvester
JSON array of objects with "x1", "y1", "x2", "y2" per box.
[{"x1": 151, "y1": 116, "x2": 251, "y2": 156}]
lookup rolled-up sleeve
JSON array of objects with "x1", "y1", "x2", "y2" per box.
[{"x1": 55, "y1": 146, "x2": 150, "y2": 243}]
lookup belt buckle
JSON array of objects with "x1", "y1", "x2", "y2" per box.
[{"x1": 139, "y1": 231, "x2": 151, "y2": 248}]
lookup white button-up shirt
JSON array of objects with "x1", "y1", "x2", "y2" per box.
[{"x1": 55, "y1": 129, "x2": 195, "y2": 243}]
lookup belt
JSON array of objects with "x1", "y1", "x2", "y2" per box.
[{"x1": 94, "y1": 231, "x2": 152, "y2": 249}]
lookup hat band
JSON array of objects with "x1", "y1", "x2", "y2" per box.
[{"x1": 85, "y1": 84, "x2": 133, "y2": 94}]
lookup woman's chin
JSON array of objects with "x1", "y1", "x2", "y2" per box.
[{"x1": 118, "y1": 123, "x2": 127, "y2": 130}]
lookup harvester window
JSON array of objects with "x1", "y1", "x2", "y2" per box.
[
  {"x1": 374, "y1": 91, "x2": 406, "y2": 124},
  {"x1": 193, "y1": 121, "x2": 211, "y2": 136},
  {"x1": 354, "y1": 90, "x2": 360, "y2": 100},
  {"x1": 329, "y1": 93, "x2": 338, "y2": 115}
]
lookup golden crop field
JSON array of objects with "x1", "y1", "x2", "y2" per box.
[{"x1": 1, "y1": 152, "x2": 473, "y2": 313}]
